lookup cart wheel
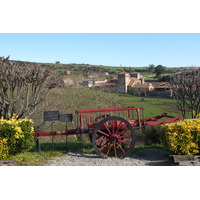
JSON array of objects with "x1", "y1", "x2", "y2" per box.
[
  {"x1": 92, "y1": 116, "x2": 136, "y2": 158},
  {"x1": 88, "y1": 114, "x2": 110, "y2": 142},
  {"x1": 95, "y1": 114, "x2": 110, "y2": 122}
]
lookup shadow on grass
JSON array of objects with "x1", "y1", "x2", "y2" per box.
[
  {"x1": 34, "y1": 141, "x2": 94, "y2": 154},
  {"x1": 129, "y1": 144, "x2": 175, "y2": 166}
]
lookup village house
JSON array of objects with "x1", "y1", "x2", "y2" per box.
[
  {"x1": 149, "y1": 82, "x2": 172, "y2": 98},
  {"x1": 92, "y1": 82, "x2": 117, "y2": 92},
  {"x1": 82, "y1": 79, "x2": 93, "y2": 87},
  {"x1": 117, "y1": 72, "x2": 154, "y2": 95},
  {"x1": 104, "y1": 72, "x2": 109, "y2": 76},
  {"x1": 64, "y1": 70, "x2": 71, "y2": 75},
  {"x1": 88, "y1": 73, "x2": 98, "y2": 79},
  {"x1": 80, "y1": 71, "x2": 171, "y2": 98},
  {"x1": 82, "y1": 78, "x2": 107, "y2": 87},
  {"x1": 62, "y1": 77, "x2": 74, "y2": 85},
  {"x1": 128, "y1": 82, "x2": 154, "y2": 96}
]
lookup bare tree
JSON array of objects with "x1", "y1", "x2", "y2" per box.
[
  {"x1": 170, "y1": 68, "x2": 200, "y2": 119},
  {"x1": 0, "y1": 57, "x2": 62, "y2": 119}
]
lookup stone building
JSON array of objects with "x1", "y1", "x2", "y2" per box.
[
  {"x1": 118, "y1": 72, "x2": 130, "y2": 93},
  {"x1": 117, "y1": 72, "x2": 154, "y2": 95}
]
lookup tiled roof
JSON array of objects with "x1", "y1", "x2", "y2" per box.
[
  {"x1": 131, "y1": 82, "x2": 151, "y2": 89},
  {"x1": 127, "y1": 77, "x2": 140, "y2": 87},
  {"x1": 93, "y1": 79, "x2": 106, "y2": 81}
]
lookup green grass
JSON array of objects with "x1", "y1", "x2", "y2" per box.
[
  {"x1": 130, "y1": 144, "x2": 170, "y2": 157},
  {"x1": 118, "y1": 93, "x2": 181, "y2": 118},
  {"x1": 11, "y1": 151, "x2": 64, "y2": 166},
  {"x1": 10, "y1": 141, "x2": 94, "y2": 166},
  {"x1": 39, "y1": 141, "x2": 93, "y2": 153}
]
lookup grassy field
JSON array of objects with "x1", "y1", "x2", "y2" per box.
[
  {"x1": 118, "y1": 93, "x2": 181, "y2": 118},
  {"x1": 33, "y1": 87, "x2": 180, "y2": 133}
]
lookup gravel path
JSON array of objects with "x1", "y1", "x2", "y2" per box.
[{"x1": 45, "y1": 148, "x2": 175, "y2": 166}]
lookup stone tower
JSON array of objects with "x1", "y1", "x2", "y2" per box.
[
  {"x1": 130, "y1": 72, "x2": 140, "y2": 79},
  {"x1": 118, "y1": 72, "x2": 130, "y2": 93}
]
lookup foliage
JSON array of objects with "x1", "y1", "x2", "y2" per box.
[
  {"x1": 170, "y1": 68, "x2": 200, "y2": 119},
  {"x1": 142, "y1": 125, "x2": 163, "y2": 145},
  {"x1": 148, "y1": 64, "x2": 155, "y2": 73},
  {"x1": 0, "y1": 138, "x2": 9, "y2": 159},
  {"x1": 162, "y1": 118, "x2": 200, "y2": 155},
  {"x1": 0, "y1": 116, "x2": 34, "y2": 159},
  {"x1": 154, "y1": 65, "x2": 166, "y2": 78},
  {"x1": 12, "y1": 151, "x2": 64, "y2": 166},
  {"x1": 158, "y1": 74, "x2": 172, "y2": 82},
  {"x1": 0, "y1": 57, "x2": 62, "y2": 120}
]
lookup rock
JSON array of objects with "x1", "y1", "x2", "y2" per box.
[
  {"x1": 171, "y1": 155, "x2": 200, "y2": 166},
  {"x1": 0, "y1": 159, "x2": 15, "y2": 166}
]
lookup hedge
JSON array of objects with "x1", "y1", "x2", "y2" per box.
[
  {"x1": 0, "y1": 116, "x2": 34, "y2": 159},
  {"x1": 162, "y1": 118, "x2": 200, "y2": 155}
]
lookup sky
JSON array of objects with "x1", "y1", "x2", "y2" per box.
[{"x1": 1, "y1": 33, "x2": 200, "y2": 68}]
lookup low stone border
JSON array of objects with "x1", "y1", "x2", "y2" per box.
[
  {"x1": 171, "y1": 155, "x2": 200, "y2": 166},
  {"x1": 0, "y1": 159, "x2": 15, "y2": 166}
]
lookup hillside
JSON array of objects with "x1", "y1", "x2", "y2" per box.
[{"x1": 8, "y1": 58, "x2": 186, "y2": 80}]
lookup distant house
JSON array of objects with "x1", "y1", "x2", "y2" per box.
[
  {"x1": 154, "y1": 82, "x2": 170, "y2": 91},
  {"x1": 88, "y1": 73, "x2": 98, "y2": 78},
  {"x1": 117, "y1": 72, "x2": 155, "y2": 96},
  {"x1": 109, "y1": 77, "x2": 118, "y2": 83},
  {"x1": 82, "y1": 79, "x2": 93, "y2": 87},
  {"x1": 127, "y1": 77, "x2": 142, "y2": 87},
  {"x1": 130, "y1": 72, "x2": 141, "y2": 79},
  {"x1": 64, "y1": 70, "x2": 71, "y2": 75},
  {"x1": 128, "y1": 82, "x2": 154, "y2": 96},
  {"x1": 104, "y1": 72, "x2": 109, "y2": 76},
  {"x1": 62, "y1": 78, "x2": 74, "y2": 85},
  {"x1": 82, "y1": 78, "x2": 107, "y2": 87},
  {"x1": 92, "y1": 82, "x2": 117, "y2": 92},
  {"x1": 149, "y1": 82, "x2": 172, "y2": 98},
  {"x1": 93, "y1": 79, "x2": 107, "y2": 85}
]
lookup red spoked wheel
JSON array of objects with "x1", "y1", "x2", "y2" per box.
[{"x1": 92, "y1": 116, "x2": 136, "y2": 158}]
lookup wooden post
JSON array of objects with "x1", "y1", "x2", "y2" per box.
[
  {"x1": 36, "y1": 137, "x2": 41, "y2": 152},
  {"x1": 51, "y1": 123, "x2": 54, "y2": 151},
  {"x1": 65, "y1": 123, "x2": 68, "y2": 153}
]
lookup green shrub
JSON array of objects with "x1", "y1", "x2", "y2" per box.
[
  {"x1": 0, "y1": 116, "x2": 34, "y2": 159},
  {"x1": 162, "y1": 118, "x2": 200, "y2": 155},
  {"x1": 142, "y1": 125, "x2": 163, "y2": 145},
  {"x1": 0, "y1": 138, "x2": 9, "y2": 159}
]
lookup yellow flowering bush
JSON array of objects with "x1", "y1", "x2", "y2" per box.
[
  {"x1": 0, "y1": 138, "x2": 9, "y2": 159},
  {"x1": 0, "y1": 116, "x2": 34, "y2": 159},
  {"x1": 162, "y1": 118, "x2": 200, "y2": 155}
]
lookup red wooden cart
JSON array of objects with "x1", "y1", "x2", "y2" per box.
[{"x1": 34, "y1": 106, "x2": 183, "y2": 158}]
